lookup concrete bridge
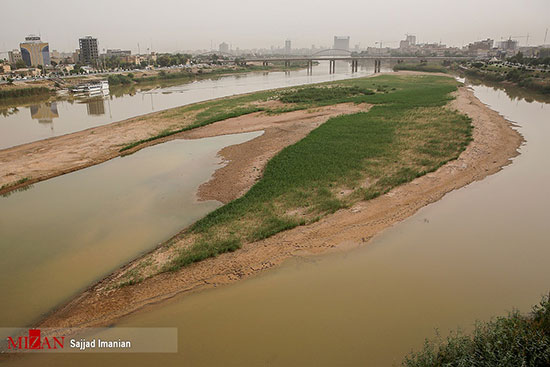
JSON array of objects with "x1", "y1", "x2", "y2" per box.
[{"x1": 239, "y1": 56, "x2": 471, "y2": 74}]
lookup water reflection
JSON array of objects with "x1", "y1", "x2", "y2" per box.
[
  {"x1": 464, "y1": 76, "x2": 550, "y2": 104},
  {"x1": 30, "y1": 102, "x2": 59, "y2": 124},
  {"x1": 0, "y1": 61, "x2": 389, "y2": 149},
  {"x1": 84, "y1": 98, "x2": 105, "y2": 116},
  {"x1": 27, "y1": 96, "x2": 109, "y2": 123},
  {"x1": 0, "y1": 106, "x2": 19, "y2": 117}
]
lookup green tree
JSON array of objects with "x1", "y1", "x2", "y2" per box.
[
  {"x1": 15, "y1": 60, "x2": 26, "y2": 69},
  {"x1": 157, "y1": 55, "x2": 171, "y2": 67}
]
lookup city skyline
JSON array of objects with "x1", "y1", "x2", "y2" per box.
[{"x1": 1, "y1": 0, "x2": 549, "y2": 55}]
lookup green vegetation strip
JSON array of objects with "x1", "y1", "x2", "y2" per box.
[
  {"x1": 404, "y1": 294, "x2": 550, "y2": 366},
  {"x1": 393, "y1": 63, "x2": 447, "y2": 73},
  {"x1": 144, "y1": 75, "x2": 468, "y2": 271},
  {"x1": 463, "y1": 65, "x2": 550, "y2": 94},
  {"x1": 0, "y1": 177, "x2": 29, "y2": 191},
  {"x1": 0, "y1": 87, "x2": 52, "y2": 100},
  {"x1": 119, "y1": 80, "x2": 370, "y2": 152},
  {"x1": 117, "y1": 75, "x2": 472, "y2": 285}
]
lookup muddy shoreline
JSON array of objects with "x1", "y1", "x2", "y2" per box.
[
  {"x1": 33, "y1": 81, "x2": 523, "y2": 330},
  {"x1": 0, "y1": 98, "x2": 365, "y2": 197}
]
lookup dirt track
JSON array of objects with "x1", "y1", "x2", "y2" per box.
[{"x1": 36, "y1": 83, "x2": 523, "y2": 329}]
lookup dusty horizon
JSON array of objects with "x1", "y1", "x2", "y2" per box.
[{"x1": 1, "y1": 0, "x2": 549, "y2": 55}]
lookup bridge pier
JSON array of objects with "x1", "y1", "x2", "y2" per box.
[
  {"x1": 350, "y1": 59, "x2": 359, "y2": 73},
  {"x1": 307, "y1": 60, "x2": 313, "y2": 75},
  {"x1": 329, "y1": 59, "x2": 336, "y2": 74},
  {"x1": 374, "y1": 59, "x2": 381, "y2": 73}
]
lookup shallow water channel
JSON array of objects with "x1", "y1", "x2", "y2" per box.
[
  {"x1": 4, "y1": 79, "x2": 550, "y2": 366},
  {"x1": 0, "y1": 131, "x2": 262, "y2": 329}
]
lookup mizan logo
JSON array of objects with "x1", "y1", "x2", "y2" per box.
[{"x1": 7, "y1": 329, "x2": 65, "y2": 350}]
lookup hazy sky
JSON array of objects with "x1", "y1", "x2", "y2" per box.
[{"x1": 1, "y1": 0, "x2": 549, "y2": 54}]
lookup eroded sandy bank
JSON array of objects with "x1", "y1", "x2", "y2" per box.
[
  {"x1": 35, "y1": 83, "x2": 523, "y2": 330},
  {"x1": 0, "y1": 101, "x2": 367, "y2": 196}
]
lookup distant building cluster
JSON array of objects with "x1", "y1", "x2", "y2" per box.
[
  {"x1": 1, "y1": 31, "x2": 549, "y2": 80},
  {"x1": 1, "y1": 34, "x2": 158, "y2": 78}
]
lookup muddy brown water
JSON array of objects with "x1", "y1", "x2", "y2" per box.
[
  {"x1": 0, "y1": 131, "x2": 262, "y2": 330},
  {"x1": 0, "y1": 61, "x2": 385, "y2": 149},
  {"x1": 4, "y1": 80, "x2": 550, "y2": 366}
]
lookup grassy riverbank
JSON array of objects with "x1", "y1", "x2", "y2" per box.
[
  {"x1": 461, "y1": 64, "x2": 550, "y2": 94},
  {"x1": 404, "y1": 294, "x2": 550, "y2": 366},
  {"x1": 0, "y1": 86, "x2": 52, "y2": 100},
  {"x1": 116, "y1": 74, "x2": 473, "y2": 284}
]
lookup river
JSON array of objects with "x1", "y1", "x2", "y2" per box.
[
  {"x1": 0, "y1": 60, "x2": 382, "y2": 330},
  {"x1": 3, "y1": 78, "x2": 549, "y2": 366},
  {"x1": 0, "y1": 60, "x2": 385, "y2": 149}
]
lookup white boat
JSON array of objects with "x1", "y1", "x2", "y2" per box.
[{"x1": 71, "y1": 80, "x2": 109, "y2": 94}]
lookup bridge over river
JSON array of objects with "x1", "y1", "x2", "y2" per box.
[
  {"x1": 197, "y1": 48, "x2": 472, "y2": 74},
  {"x1": 242, "y1": 55, "x2": 471, "y2": 74}
]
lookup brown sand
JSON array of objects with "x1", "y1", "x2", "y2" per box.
[
  {"x1": 36, "y1": 84, "x2": 523, "y2": 329},
  {"x1": 0, "y1": 103, "x2": 367, "y2": 195},
  {"x1": 181, "y1": 103, "x2": 371, "y2": 203}
]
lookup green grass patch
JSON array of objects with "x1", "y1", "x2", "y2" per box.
[
  {"x1": 404, "y1": 294, "x2": 550, "y2": 366},
  {"x1": 156, "y1": 74, "x2": 472, "y2": 272},
  {"x1": 0, "y1": 177, "x2": 29, "y2": 191},
  {"x1": 120, "y1": 105, "x2": 265, "y2": 152},
  {"x1": 164, "y1": 238, "x2": 242, "y2": 272},
  {"x1": 278, "y1": 85, "x2": 374, "y2": 103},
  {"x1": 393, "y1": 63, "x2": 447, "y2": 73}
]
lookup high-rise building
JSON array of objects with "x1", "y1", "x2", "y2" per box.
[
  {"x1": 219, "y1": 42, "x2": 229, "y2": 53},
  {"x1": 498, "y1": 38, "x2": 518, "y2": 52},
  {"x1": 406, "y1": 34, "x2": 416, "y2": 45},
  {"x1": 20, "y1": 35, "x2": 50, "y2": 67},
  {"x1": 399, "y1": 39, "x2": 410, "y2": 49},
  {"x1": 333, "y1": 36, "x2": 350, "y2": 51},
  {"x1": 79, "y1": 36, "x2": 99, "y2": 65},
  {"x1": 8, "y1": 50, "x2": 22, "y2": 64},
  {"x1": 285, "y1": 39, "x2": 291, "y2": 54}
]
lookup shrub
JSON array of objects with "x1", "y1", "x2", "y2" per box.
[{"x1": 404, "y1": 294, "x2": 550, "y2": 367}]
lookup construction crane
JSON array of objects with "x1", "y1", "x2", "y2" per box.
[
  {"x1": 503, "y1": 34, "x2": 530, "y2": 46},
  {"x1": 374, "y1": 40, "x2": 399, "y2": 49}
]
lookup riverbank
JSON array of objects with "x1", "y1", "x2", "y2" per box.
[
  {"x1": 404, "y1": 294, "x2": 550, "y2": 366},
  {"x1": 28, "y1": 73, "x2": 522, "y2": 330},
  {"x1": 108, "y1": 62, "x2": 311, "y2": 86},
  {"x1": 0, "y1": 100, "x2": 367, "y2": 196},
  {"x1": 459, "y1": 63, "x2": 550, "y2": 95},
  {"x1": 0, "y1": 62, "x2": 309, "y2": 101}
]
